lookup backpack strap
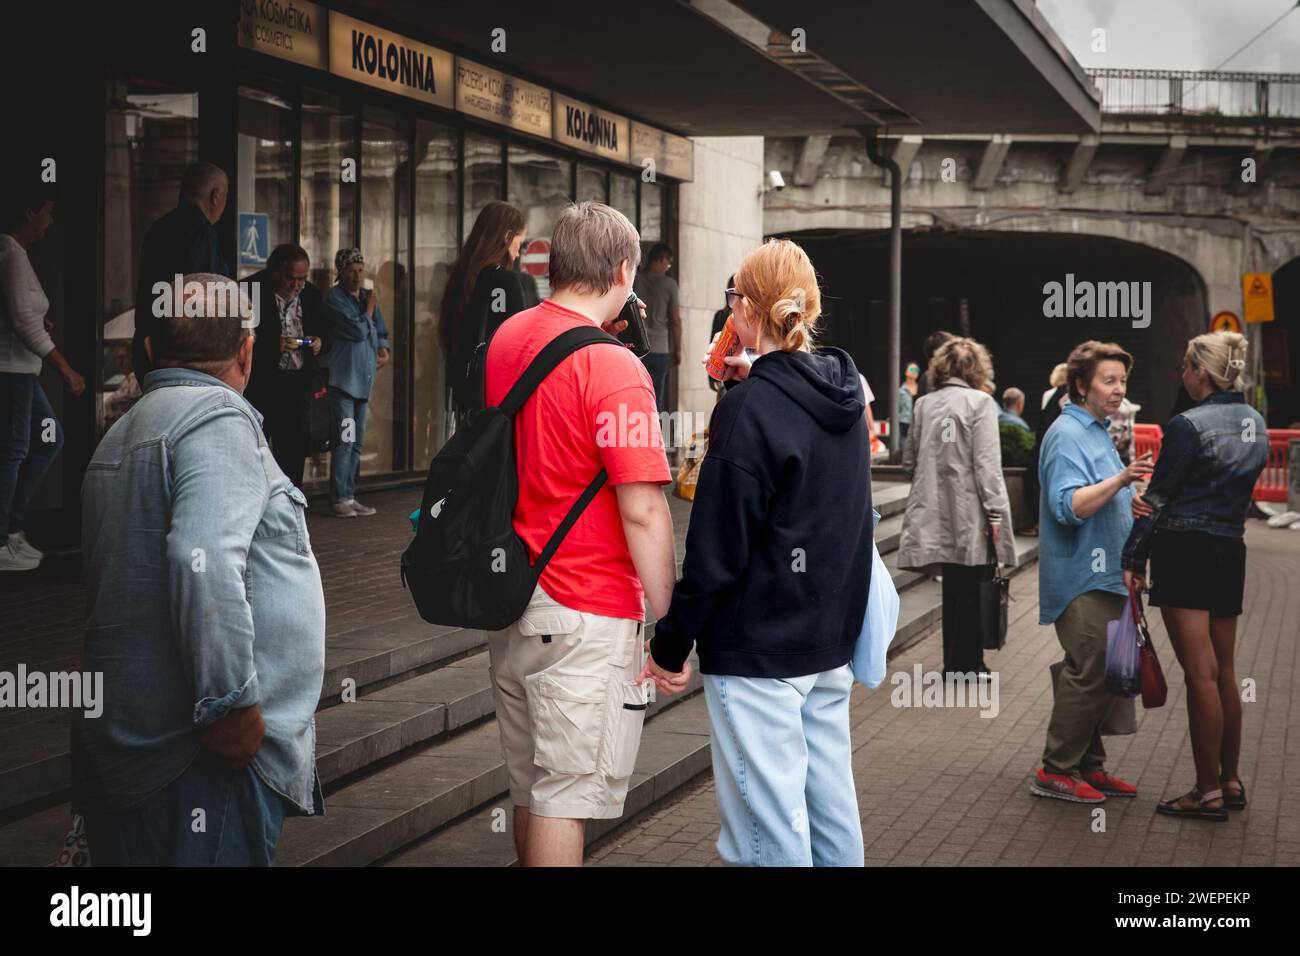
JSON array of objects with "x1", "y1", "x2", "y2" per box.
[
  {"x1": 498, "y1": 324, "x2": 623, "y2": 418},
  {"x1": 533, "y1": 468, "x2": 608, "y2": 579}
]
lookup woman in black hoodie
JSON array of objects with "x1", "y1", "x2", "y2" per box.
[{"x1": 646, "y1": 239, "x2": 873, "y2": 866}]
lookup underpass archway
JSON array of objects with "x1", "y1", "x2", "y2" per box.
[{"x1": 779, "y1": 229, "x2": 1209, "y2": 430}]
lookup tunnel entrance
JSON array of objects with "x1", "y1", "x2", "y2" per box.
[{"x1": 777, "y1": 229, "x2": 1208, "y2": 430}]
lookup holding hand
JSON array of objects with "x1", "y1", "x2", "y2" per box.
[
  {"x1": 1131, "y1": 490, "x2": 1154, "y2": 519},
  {"x1": 638, "y1": 641, "x2": 691, "y2": 696},
  {"x1": 310, "y1": 336, "x2": 322, "y2": 356},
  {"x1": 1124, "y1": 570, "x2": 1147, "y2": 595},
  {"x1": 280, "y1": 335, "x2": 300, "y2": 353}
]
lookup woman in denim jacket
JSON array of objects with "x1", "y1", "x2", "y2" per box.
[{"x1": 1122, "y1": 331, "x2": 1267, "y2": 821}]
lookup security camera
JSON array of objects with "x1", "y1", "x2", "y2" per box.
[{"x1": 767, "y1": 170, "x2": 786, "y2": 191}]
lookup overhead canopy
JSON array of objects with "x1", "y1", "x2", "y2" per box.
[{"x1": 367, "y1": 0, "x2": 1099, "y2": 136}]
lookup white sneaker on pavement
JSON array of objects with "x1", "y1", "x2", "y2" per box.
[
  {"x1": 0, "y1": 538, "x2": 39, "y2": 571},
  {"x1": 9, "y1": 531, "x2": 43, "y2": 561},
  {"x1": 332, "y1": 500, "x2": 358, "y2": 518},
  {"x1": 350, "y1": 498, "x2": 377, "y2": 516}
]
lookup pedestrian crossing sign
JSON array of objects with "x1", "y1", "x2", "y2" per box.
[
  {"x1": 239, "y1": 212, "x2": 269, "y2": 268},
  {"x1": 1242, "y1": 272, "x2": 1274, "y2": 324}
]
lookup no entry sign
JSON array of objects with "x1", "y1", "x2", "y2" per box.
[{"x1": 521, "y1": 239, "x2": 550, "y2": 278}]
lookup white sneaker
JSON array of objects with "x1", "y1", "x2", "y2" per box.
[
  {"x1": 8, "y1": 531, "x2": 43, "y2": 561},
  {"x1": 350, "y1": 498, "x2": 377, "y2": 516},
  {"x1": 332, "y1": 500, "x2": 358, "y2": 518},
  {"x1": 1267, "y1": 511, "x2": 1300, "y2": 528},
  {"x1": 0, "y1": 538, "x2": 39, "y2": 571}
]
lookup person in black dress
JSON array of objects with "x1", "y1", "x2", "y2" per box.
[{"x1": 439, "y1": 201, "x2": 527, "y2": 421}]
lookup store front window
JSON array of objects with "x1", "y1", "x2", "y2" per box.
[
  {"x1": 508, "y1": 145, "x2": 573, "y2": 305},
  {"x1": 577, "y1": 164, "x2": 607, "y2": 203},
  {"x1": 413, "y1": 120, "x2": 460, "y2": 467},
  {"x1": 100, "y1": 74, "x2": 199, "y2": 434},
  {"x1": 300, "y1": 89, "x2": 356, "y2": 293},
  {"x1": 610, "y1": 172, "x2": 637, "y2": 226},
  {"x1": 236, "y1": 85, "x2": 294, "y2": 280},
  {"x1": 463, "y1": 131, "x2": 503, "y2": 240},
  {"x1": 640, "y1": 179, "x2": 663, "y2": 243},
  {"x1": 357, "y1": 105, "x2": 410, "y2": 477}
]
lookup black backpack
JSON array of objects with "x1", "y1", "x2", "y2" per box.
[{"x1": 401, "y1": 324, "x2": 624, "y2": 630}]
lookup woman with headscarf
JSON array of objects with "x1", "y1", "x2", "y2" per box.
[{"x1": 322, "y1": 247, "x2": 390, "y2": 517}]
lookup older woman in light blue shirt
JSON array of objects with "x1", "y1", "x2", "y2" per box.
[
  {"x1": 1033, "y1": 341, "x2": 1152, "y2": 806},
  {"x1": 323, "y1": 248, "x2": 390, "y2": 517}
]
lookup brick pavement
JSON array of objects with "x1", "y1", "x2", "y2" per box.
[{"x1": 587, "y1": 523, "x2": 1300, "y2": 867}]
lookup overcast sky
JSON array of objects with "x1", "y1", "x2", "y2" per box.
[{"x1": 1037, "y1": 0, "x2": 1300, "y2": 72}]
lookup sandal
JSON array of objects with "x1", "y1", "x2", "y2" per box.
[
  {"x1": 1220, "y1": 778, "x2": 1247, "y2": 812},
  {"x1": 1155, "y1": 787, "x2": 1228, "y2": 822}
]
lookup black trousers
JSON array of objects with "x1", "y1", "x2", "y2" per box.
[
  {"x1": 260, "y1": 367, "x2": 312, "y2": 488},
  {"x1": 941, "y1": 563, "x2": 994, "y2": 673}
]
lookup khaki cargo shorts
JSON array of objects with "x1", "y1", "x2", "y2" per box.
[{"x1": 487, "y1": 584, "x2": 651, "y2": 820}]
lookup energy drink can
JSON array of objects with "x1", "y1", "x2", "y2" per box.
[{"x1": 706, "y1": 315, "x2": 741, "y2": 381}]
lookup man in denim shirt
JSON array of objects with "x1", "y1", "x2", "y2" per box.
[
  {"x1": 75, "y1": 274, "x2": 325, "y2": 865},
  {"x1": 1032, "y1": 342, "x2": 1152, "y2": 806},
  {"x1": 322, "y1": 248, "x2": 389, "y2": 518}
]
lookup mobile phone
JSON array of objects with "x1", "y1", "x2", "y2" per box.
[
  {"x1": 297, "y1": 338, "x2": 314, "y2": 347},
  {"x1": 615, "y1": 293, "x2": 651, "y2": 358}
]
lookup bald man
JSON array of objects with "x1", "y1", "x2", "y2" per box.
[{"x1": 132, "y1": 162, "x2": 232, "y2": 379}]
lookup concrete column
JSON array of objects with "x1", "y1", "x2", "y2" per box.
[
  {"x1": 677, "y1": 136, "x2": 765, "y2": 433},
  {"x1": 793, "y1": 135, "x2": 831, "y2": 186},
  {"x1": 1145, "y1": 135, "x2": 1188, "y2": 195},
  {"x1": 1059, "y1": 135, "x2": 1098, "y2": 193},
  {"x1": 973, "y1": 135, "x2": 1012, "y2": 191}
]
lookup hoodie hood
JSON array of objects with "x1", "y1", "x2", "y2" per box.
[{"x1": 748, "y1": 347, "x2": 864, "y2": 433}]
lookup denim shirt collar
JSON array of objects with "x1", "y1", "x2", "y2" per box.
[
  {"x1": 1061, "y1": 400, "x2": 1110, "y2": 432},
  {"x1": 141, "y1": 367, "x2": 264, "y2": 425},
  {"x1": 1198, "y1": 389, "x2": 1242, "y2": 407}
]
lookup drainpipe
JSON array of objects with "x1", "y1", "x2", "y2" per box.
[{"x1": 861, "y1": 126, "x2": 902, "y2": 455}]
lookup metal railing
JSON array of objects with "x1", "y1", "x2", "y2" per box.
[{"x1": 1087, "y1": 68, "x2": 1300, "y2": 119}]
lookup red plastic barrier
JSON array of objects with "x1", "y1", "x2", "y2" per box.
[
  {"x1": 1255, "y1": 429, "x2": 1300, "y2": 503},
  {"x1": 1133, "y1": 423, "x2": 1163, "y2": 464}
]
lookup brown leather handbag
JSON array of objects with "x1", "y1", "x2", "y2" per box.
[{"x1": 1131, "y1": 582, "x2": 1168, "y2": 708}]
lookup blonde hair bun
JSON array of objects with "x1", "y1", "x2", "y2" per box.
[{"x1": 1187, "y1": 331, "x2": 1248, "y2": 389}]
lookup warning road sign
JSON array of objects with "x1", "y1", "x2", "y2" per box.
[
  {"x1": 1242, "y1": 272, "x2": 1274, "y2": 324},
  {"x1": 1211, "y1": 311, "x2": 1242, "y2": 333}
]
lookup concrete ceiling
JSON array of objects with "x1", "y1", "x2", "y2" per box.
[{"x1": 364, "y1": 0, "x2": 1099, "y2": 136}]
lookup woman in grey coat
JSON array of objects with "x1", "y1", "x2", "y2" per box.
[{"x1": 899, "y1": 337, "x2": 1017, "y2": 677}]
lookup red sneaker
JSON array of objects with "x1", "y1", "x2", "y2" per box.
[
  {"x1": 1081, "y1": 769, "x2": 1138, "y2": 798},
  {"x1": 1030, "y1": 768, "x2": 1105, "y2": 804}
]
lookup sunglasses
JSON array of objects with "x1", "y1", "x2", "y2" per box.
[{"x1": 725, "y1": 287, "x2": 745, "y2": 309}]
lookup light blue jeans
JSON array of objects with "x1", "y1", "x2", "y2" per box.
[
  {"x1": 703, "y1": 663, "x2": 863, "y2": 866},
  {"x1": 328, "y1": 387, "x2": 368, "y2": 503}
]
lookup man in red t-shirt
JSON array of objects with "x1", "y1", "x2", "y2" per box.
[{"x1": 483, "y1": 201, "x2": 688, "y2": 867}]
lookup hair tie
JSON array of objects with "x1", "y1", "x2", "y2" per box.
[
  {"x1": 1228, "y1": 358, "x2": 1246, "y2": 370},
  {"x1": 791, "y1": 288, "x2": 806, "y2": 314}
]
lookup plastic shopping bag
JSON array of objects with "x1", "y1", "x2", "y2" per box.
[
  {"x1": 1104, "y1": 592, "x2": 1142, "y2": 698},
  {"x1": 852, "y1": 510, "x2": 900, "y2": 688}
]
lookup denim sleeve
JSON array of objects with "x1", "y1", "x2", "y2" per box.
[
  {"x1": 1042, "y1": 430, "x2": 1088, "y2": 527},
  {"x1": 166, "y1": 406, "x2": 268, "y2": 727},
  {"x1": 1121, "y1": 415, "x2": 1197, "y2": 573}
]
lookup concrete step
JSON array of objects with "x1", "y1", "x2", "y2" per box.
[
  {"x1": 382, "y1": 694, "x2": 715, "y2": 867},
  {"x1": 275, "y1": 656, "x2": 705, "y2": 867}
]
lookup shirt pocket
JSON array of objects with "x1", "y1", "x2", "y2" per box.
[{"x1": 254, "y1": 484, "x2": 311, "y2": 557}]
